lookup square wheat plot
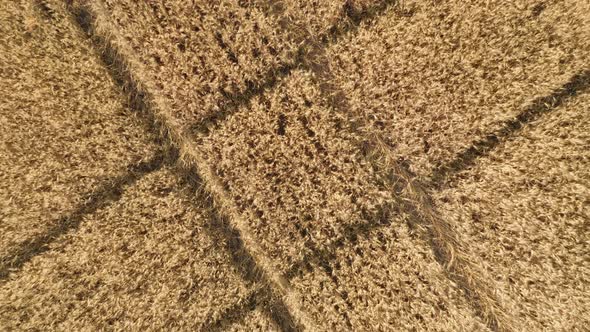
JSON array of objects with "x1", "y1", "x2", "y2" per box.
[
  {"x1": 198, "y1": 69, "x2": 390, "y2": 273},
  {"x1": 83, "y1": 0, "x2": 243, "y2": 128},
  {"x1": 433, "y1": 91, "x2": 590, "y2": 331},
  {"x1": 0, "y1": 1, "x2": 157, "y2": 260},
  {"x1": 198, "y1": 70, "x2": 487, "y2": 329},
  {"x1": 326, "y1": 0, "x2": 590, "y2": 178},
  {"x1": 0, "y1": 168, "x2": 261, "y2": 330}
]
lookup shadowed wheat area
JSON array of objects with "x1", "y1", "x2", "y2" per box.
[{"x1": 1, "y1": 0, "x2": 589, "y2": 330}]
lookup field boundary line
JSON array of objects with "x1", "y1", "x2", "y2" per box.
[
  {"x1": 0, "y1": 0, "x2": 176, "y2": 285},
  {"x1": 295, "y1": 7, "x2": 515, "y2": 331},
  {"x1": 430, "y1": 70, "x2": 590, "y2": 188},
  {"x1": 187, "y1": 0, "x2": 399, "y2": 136},
  {"x1": 63, "y1": 1, "x2": 320, "y2": 330},
  {"x1": 284, "y1": 63, "x2": 590, "y2": 332},
  {"x1": 0, "y1": 152, "x2": 168, "y2": 282},
  {"x1": 172, "y1": 163, "x2": 301, "y2": 332}
]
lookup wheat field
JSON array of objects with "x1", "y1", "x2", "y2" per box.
[{"x1": 0, "y1": 0, "x2": 589, "y2": 331}]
